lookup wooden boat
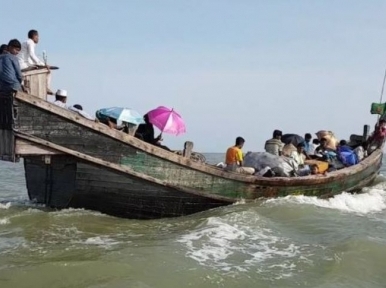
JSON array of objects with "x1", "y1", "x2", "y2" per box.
[{"x1": 0, "y1": 69, "x2": 383, "y2": 219}]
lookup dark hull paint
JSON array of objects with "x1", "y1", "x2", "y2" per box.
[{"x1": 24, "y1": 156, "x2": 230, "y2": 219}]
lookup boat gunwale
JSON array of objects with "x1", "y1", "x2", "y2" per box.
[{"x1": 14, "y1": 91, "x2": 382, "y2": 187}]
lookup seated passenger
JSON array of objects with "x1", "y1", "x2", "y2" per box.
[
  {"x1": 225, "y1": 137, "x2": 255, "y2": 175},
  {"x1": 337, "y1": 140, "x2": 358, "y2": 167},
  {"x1": 290, "y1": 143, "x2": 310, "y2": 176},
  {"x1": 314, "y1": 137, "x2": 336, "y2": 161},
  {"x1": 135, "y1": 114, "x2": 170, "y2": 151},
  {"x1": 53, "y1": 89, "x2": 68, "y2": 108},
  {"x1": 310, "y1": 164, "x2": 327, "y2": 176},
  {"x1": 310, "y1": 138, "x2": 320, "y2": 155},
  {"x1": 265, "y1": 130, "x2": 284, "y2": 156},
  {"x1": 95, "y1": 110, "x2": 120, "y2": 129},
  {"x1": 69, "y1": 104, "x2": 94, "y2": 120},
  {"x1": 366, "y1": 120, "x2": 386, "y2": 152},
  {"x1": 304, "y1": 133, "x2": 313, "y2": 154}
]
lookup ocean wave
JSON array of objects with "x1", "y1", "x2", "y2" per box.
[
  {"x1": 0, "y1": 202, "x2": 11, "y2": 210},
  {"x1": 264, "y1": 188, "x2": 386, "y2": 214},
  {"x1": 0, "y1": 218, "x2": 10, "y2": 225},
  {"x1": 177, "y1": 212, "x2": 310, "y2": 277}
]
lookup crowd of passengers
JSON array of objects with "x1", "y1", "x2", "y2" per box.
[{"x1": 223, "y1": 124, "x2": 386, "y2": 177}]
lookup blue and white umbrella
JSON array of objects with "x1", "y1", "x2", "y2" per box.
[{"x1": 97, "y1": 107, "x2": 145, "y2": 125}]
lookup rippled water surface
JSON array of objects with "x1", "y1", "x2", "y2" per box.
[{"x1": 1, "y1": 155, "x2": 386, "y2": 288}]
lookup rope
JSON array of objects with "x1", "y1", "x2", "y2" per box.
[{"x1": 379, "y1": 68, "x2": 386, "y2": 104}]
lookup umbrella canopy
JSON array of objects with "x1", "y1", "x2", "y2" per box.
[
  {"x1": 97, "y1": 107, "x2": 145, "y2": 125},
  {"x1": 281, "y1": 134, "x2": 305, "y2": 146},
  {"x1": 147, "y1": 106, "x2": 186, "y2": 135}
]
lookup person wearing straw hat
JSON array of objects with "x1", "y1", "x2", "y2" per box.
[{"x1": 53, "y1": 89, "x2": 68, "y2": 108}]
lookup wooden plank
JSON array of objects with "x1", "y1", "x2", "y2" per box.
[
  {"x1": 15, "y1": 139, "x2": 62, "y2": 155},
  {"x1": 183, "y1": 141, "x2": 193, "y2": 158},
  {"x1": 14, "y1": 91, "x2": 259, "y2": 183},
  {"x1": 15, "y1": 132, "x2": 235, "y2": 203}
]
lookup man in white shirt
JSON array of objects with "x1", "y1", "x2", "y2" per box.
[
  {"x1": 69, "y1": 104, "x2": 94, "y2": 120},
  {"x1": 53, "y1": 89, "x2": 68, "y2": 108},
  {"x1": 17, "y1": 29, "x2": 53, "y2": 94}
]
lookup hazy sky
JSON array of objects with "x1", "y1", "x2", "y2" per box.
[{"x1": 1, "y1": 1, "x2": 386, "y2": 152}]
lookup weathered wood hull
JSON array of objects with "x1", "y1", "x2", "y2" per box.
[
  {"x1": 0, "y1": 90, "x2": 383, "y2": 219},
  {"x1": 24, "y1": 156, "x2": 230, "y2": 219}
]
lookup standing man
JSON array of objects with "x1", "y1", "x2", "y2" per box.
[
  {"x1": 17, "y1": 30, "x2": 45, "y2": 69},
  {"x1": 0, "y1": 39, "x2": 23, "y2": 93},
  {"x1": 225, "y1": 137, "x2": 255, "y2": 175},
  {"x1": 265, "y1": 130, "x2": 284, "y2": 156},
  {"x1": 17, "y1": 29, "x2": 53, "y2": 94}
]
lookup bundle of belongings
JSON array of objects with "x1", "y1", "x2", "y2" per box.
[{"x1": 242, "y1": 130, "x2": 366, "y2": 178}]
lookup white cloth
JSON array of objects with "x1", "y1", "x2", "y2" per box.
[
  {"x1": 55, "y1": 89, "x2": 67, "y2": 97},
  {"x1": 290, "y1": 151, "x2": 305, "y2": 166},
  {"x1": 69, "y1": 106, "x2": 94, "y2": 120},
  {"x1": 53, "y1": 100, "x2": 67, "y2": 109},
  {"x1": 308, "y1": 143, "x2": 318, "y2": 155},
  {"x1": 17, "y1": 39, "x2": 44, "y2": 69}
]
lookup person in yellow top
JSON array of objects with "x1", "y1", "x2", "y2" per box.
[{"x1": 225, "y1": 137, "x2": 255, "y2": 175}]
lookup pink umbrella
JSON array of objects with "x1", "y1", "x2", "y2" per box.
[{"x1": 147, "y1": 106, "x2": 186, "y2": 135}]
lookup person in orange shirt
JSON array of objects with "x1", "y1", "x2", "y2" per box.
[{"x1": 225, "y1": 137, "x2": 255, "y2": 175}]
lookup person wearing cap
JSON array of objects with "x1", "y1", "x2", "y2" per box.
[
  {"x1": 53, "y1": 89, "x2": 67, "y2": 108},
  {"x1": 0, "y1": 39, "x2": 23, "y2": 93},
  {"x1": 264, "y1": 130, "x2": 284, "y2": 156}
]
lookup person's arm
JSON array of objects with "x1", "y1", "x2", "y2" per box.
[
  {"x1": 3, "y1": 56, "x2": 21, "y2": 90},
  {"x1": 27, "y1": 40, "x2": 44, "y2": 65},
  {"x1": 236, "y1": 149, "x2": 243, "y2": 166},
  {"x1": 278, "y1": 143, "x2": 284, "y2": 156},
  {"x1": 11, "y1": 56, "x2": 23, "y2": 84}
]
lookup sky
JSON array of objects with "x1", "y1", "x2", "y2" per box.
[{"x1": 1, "y1": 0, "x2": 386, "y2": 152}]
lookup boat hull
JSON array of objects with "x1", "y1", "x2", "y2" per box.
[{"x1": 24, "y1": 155, "x2": 230, "y2": 219}]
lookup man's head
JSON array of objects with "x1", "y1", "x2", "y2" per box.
[
  {"x1": 305, "y1": 133, "x2": 312, "y2": 142},
  {"x1": 273, "y1": 130, "x2": 282, "y2": 140},
  {"x1": 339, "y1": 139, "x2": 347, "y2": 146},
  {"x1": 144, "y1": 114, "x2": 150, "y2": 124},
  {"x1": 320, "y1": 137, "x2": 327, "y2": 147},
  {"x1": 297, "y1": 142, "x2": 305, "y2": 153},
  {"x1": 310, "y1": 164, "x2": 319, "y2": 175},
  {"x1": 235, "y1": 136, "x2": 245, "y2": 148},
  {"x1": 313, "y1": 138, "x2": 320, "y2": 145},
  {"x1": 28, "y1": 30, "x2": 39, "y2": 43},
  {"x1": 55, "y1": 89, "x2": 67, "y2": 103},
  {"x1": 73, "y1": 104, "x2": 83, "y2": 110},
  {"x1": 7, "y1": 39, "x2": 21, "y2": 55},
  {"x1": 0, "y1": 44, "x2": 7, "y2": 54}
]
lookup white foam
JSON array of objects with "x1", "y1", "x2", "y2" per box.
[
  {"x1": 0, "y1": 202, "x2": 11, "y2": 209},
  {"x1": 0, "y1": 218, "x2": 10, "y2": 225},
  {"x1": 265, "y1": 188, "x2": 386, "y2": 214},
  {"x1": 178, "y1": 213, "x2": 301, "y2": 276},
  {"x1": 83, "y1": 236, "x2": 120, "y2": 248}
]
